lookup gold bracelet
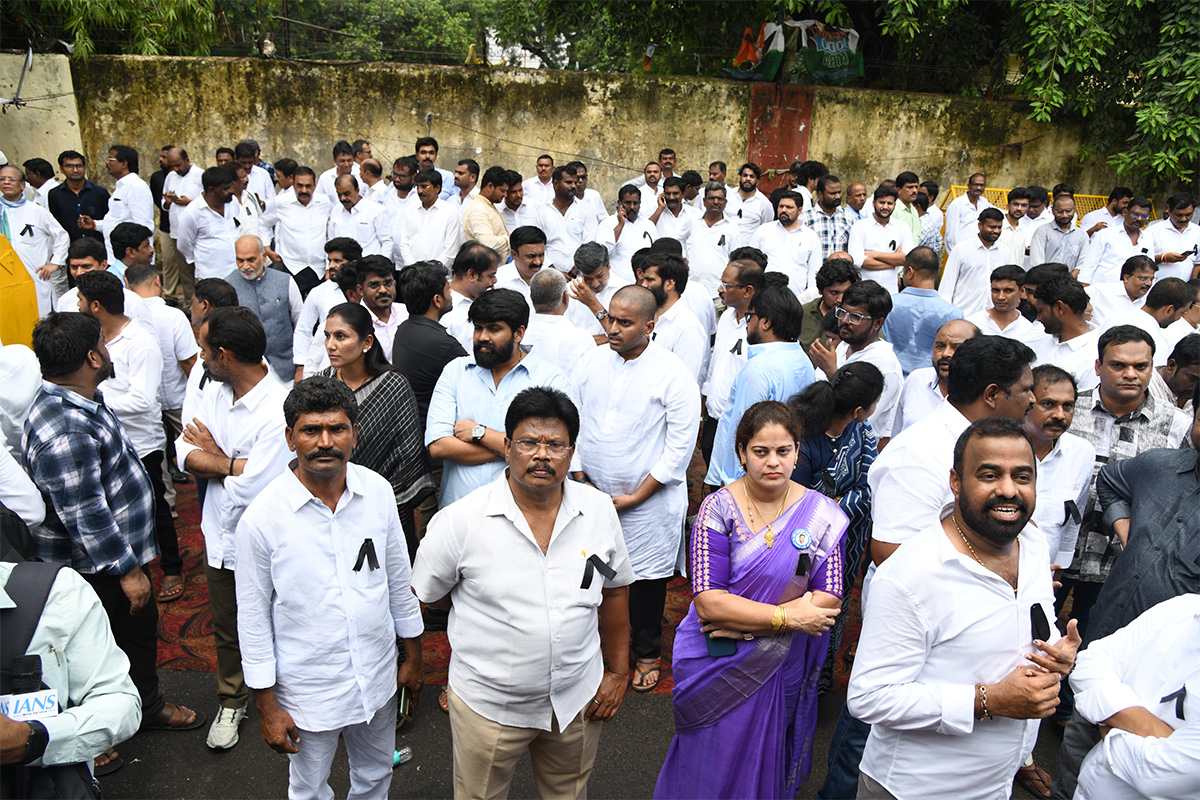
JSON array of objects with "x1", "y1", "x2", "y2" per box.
[
  {"x1": 771, "y1": 605, "x2": 787, "y2": 634},
  {"x1": 976, "y1": 683, "x2": 992, "y2": 721}
]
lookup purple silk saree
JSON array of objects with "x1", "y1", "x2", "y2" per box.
[{"x1": 654, "y1": 487, "x2": 848, "y2": 799}]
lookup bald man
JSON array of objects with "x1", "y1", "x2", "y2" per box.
[
  {"x1": 225, "y1": 234, "x2": 302, "y2": 382},
  {"x1": 161, "y1": 146, "x2": 204, "y2": 302},
  {"x1": 894, "y1": 318, "x2": 979, "y2": 433}
]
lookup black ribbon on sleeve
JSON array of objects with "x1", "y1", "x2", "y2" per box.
[
  {"x1": 1063, "y1": 500, "x2": 1082, "y2": 525},
  {"x1": 581, "y1": 554, "x2": 617, "y2": 589},
  {"x1": 1161, "y1": 686, "x2": 1186, "y2": 720},
  {"x1": 353, "y1": 538, "x2": 379, "y2": 572}
]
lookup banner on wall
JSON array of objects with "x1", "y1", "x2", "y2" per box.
[{"x1": 790, "y1": 20, "x2": 863, "y2": 84}]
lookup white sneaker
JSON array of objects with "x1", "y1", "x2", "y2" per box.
[{"x1": 206, "y1": 704, "x2": 247, "y2": 750}]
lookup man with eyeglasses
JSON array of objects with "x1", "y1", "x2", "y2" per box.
[
  {"x1": 1085, "y1": 255, "x2": 1156, "y2": 331},
  {"x1": 0, "y1": 164, "x2": 69, "y2": 316},
  {"x1": 1079, "y1": 198, "x2": 1157, "y2": 285},
  {"x1": 47, "y1": 150, "x2": 109, "y2": 244},
  {"x1": 686, "y1": 181, "x2": 736, "y2": 298},
  {"x1": 944, "y1": 173, "x2": 995, "y2": 253},
  {"x1": 354, "y1": 255, "x2": 407, "y2": 364},
  {"x1": 78, "y1": 145, "x2": 155, "y2": 266}
]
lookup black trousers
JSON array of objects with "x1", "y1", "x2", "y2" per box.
[
  {"x1": 142, "y1": 451, "x2": 182, "y2": 576},
  {"x1": 629, "y1": 577, "x2": 670, "y2": 659},
  {"x1": 700, "y1": 416, "x2": 719, "y2": 467},
  {"x1": 84, "y1": 567, "x2": 165, "y2": 725}
]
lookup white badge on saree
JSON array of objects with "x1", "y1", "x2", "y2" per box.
[{"x1": 791, "y1": 528, "x2": 812, "y2": 550}]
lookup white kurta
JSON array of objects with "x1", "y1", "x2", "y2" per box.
[{"x1": 2, "y1": 200, "x2": 69, "y2": 316}]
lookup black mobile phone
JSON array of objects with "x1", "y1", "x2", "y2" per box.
[
  {"x1": 398, "y1": 686, "x2": 413, "y2": 722},
  {"x1": 707, "y1": 633, "x2": 737, "y2": 658}
]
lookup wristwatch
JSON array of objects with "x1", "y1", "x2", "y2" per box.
[
  {"x1": 595, "y1": 309, "x2": 609, "y2": 320},
  {"x1": 471, "y1": 424, "x2": 486, "y2": 443},
  {"x1": 23, "y1": 719, "x2": 49, "y2": 764}
]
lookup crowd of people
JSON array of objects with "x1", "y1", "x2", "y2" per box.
[{"x1": 1, "y1": 137, "x2": 1198, "y2": 800}]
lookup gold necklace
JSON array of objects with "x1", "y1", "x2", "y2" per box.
[
  {"x1": 744, "y1": 480, "x2": 790, "y2": 548},
  {"x1": 950, "y1": 511, "x2": 1019, "y2": 595}
]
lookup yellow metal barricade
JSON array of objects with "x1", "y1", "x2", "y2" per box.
[{"x1": 937, "y1": 187, "x2": 1155, "y2": 226}]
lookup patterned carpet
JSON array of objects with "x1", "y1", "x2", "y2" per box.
[{"x1": 154, "y1": 449, "x2": 861, "y2": 697}]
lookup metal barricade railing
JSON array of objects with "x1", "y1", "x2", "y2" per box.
[{"x1": 937, "y1": 186, "x2": 1156, "y2": 225}]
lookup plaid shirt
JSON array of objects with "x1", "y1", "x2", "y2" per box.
[
  {"x1": 802, "y1": 205, "x2": 853, "y2": 261},
  {"x1": 1064, "y1": 389, "x2": 1192, "y2": 583},
  {"x1": 22, "y1": 381, "x2": 156, "y2": 575},
  {"x1": 918, "y1": 212, "x2": 944, "y2": 254}
]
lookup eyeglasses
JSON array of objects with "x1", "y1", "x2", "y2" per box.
[
  {"x1": 513, "y1": 439, "x2": 572, "y2": 458},
  {"x1": 719, "y1": 281, "x2": 749, "y2": 290},
  {"x1": 0, "y1": 176, "x2": 22, "y2": 183},
  {"x1": 1129, "y1": 213, "x2": 1150, "y2": 221},
  {"x1": 364, "y1": 279, "x2": 395, "y2": 290},
  {"x1": 834, "y1": 306, "x2": 871, "y2": 325}
]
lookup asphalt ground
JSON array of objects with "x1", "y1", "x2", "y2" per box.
[{"x1": 101, "y1": 668, "x2": 1065, "y2": 799}]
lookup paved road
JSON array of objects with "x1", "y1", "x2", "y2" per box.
[{"x1": 102, "y1": 669, "x2": 1064, "y2": 798}]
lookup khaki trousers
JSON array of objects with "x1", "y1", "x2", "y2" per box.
[
  {"x1": 448, "y1": 688, "x2": 601, "y2": 800},
  {"x1": 156, "y1": 231, "x2": 181, "y2": 299},
  {"x1": 204, "y1": 563, "x2": 248, "y2": 708}
]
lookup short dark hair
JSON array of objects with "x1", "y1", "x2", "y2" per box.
[
  {"x1": 551, "y1": 165, "x2": 578, "y2": 185},
  {"x1": 1031, "y1": 363, "x2": 1077, "y2": 398},
  {"x1": 1052, "y1": 183, "x2": 1075, "y2": 198},
  {"x1": 1026, "y1": 185, "x2": 1049, "y2": 206},
  {"x1": 905, "y1": 247, "x2": 940, "y2": 278},
  {"x1": 57, "y1": 150, "x2": 85, "y2": 167},
  {"x1": 233, "y1": 142, "x2": 256, "y2": 160},
  {"x1": 458, "y1": 158, "x2": 480, "y2": 179},
  {"x1": 124, "y1": 263, "x2": 158, "y2": 288},
  {"x1": 415, "y1": 136, "x2": 439, "y2": 153},
  {"x1": 1035, "y1": 275, "x2": 1089, "y2": 315},
  {"x1": 354, "y1": 255, "x2": 395, "y2": 285},
  {"x1": 815, "y1": 257, "x2": 859, "y2": 291},
  {"x1": 215, "y1": 147, "x2": 235, "y2": 161},
  {"x1": 873, "y1": 184, "x2": 898, "y2": 202},
  {"x1": 1169, "y1": 333, "x2": 1200, "y2": 370},
  {"x1": 505, "y1": 387, "x2": 580, "y2": 446},
  {"x1": 351, "y1": 139, "x2": 370, "y2": 155},
  {"x1": 1166, "y1": 192, "x2": 1197, "y2": 211},
  {"x1": 1128, "y1": 197, "x2": 1152, "y2": 212},
  {"x1": 816, "y1": 174, "x2": 841, "y2": 195},
  {"x1": 331, "y1": 140, "x2": 354, "y2": 159},
  {"x1": 1007, "y1": 186, "x2": 1031, "y2": 203},
  {"x1": 1145, "y1": 277, "x2": 1196, "y2": 311},
  {"x1": 618, "y1": 183, "x2": 640, "y2": 203},
  {"x1": 644, "y1": 252, "x2": 688, "y2": 294},
  {"x1": 481, "y1": 165, "x2": 508, "y2": 188},
  {"x1": 663, "y1": 175, "x2": 685, "y2": 192},
  {"x1": 468, "y1": 287, "x2": 529, "y2": 333},
  {"x1": 193, "y1": 278, "x2": 238, "y2": 308},
  {"x1": 1024, "y1": 262, "x2": 1071, "y2": 288},
  {"x1": 947, "y1": 335, "x2": 1036, "y2": 405},
  {"x1": 1107, "y1": 186, "x2": 1134, "y2": 204},
  {"x1": 511, "y1": 225, "x2": 547, "y2": 252},
  {"x1": 738, "y1": 163, "x2": 762, "y2": 179},
  {"x1": 658, "y1": 148, "x2": 675, "y2": 159},
  {"x1": 777, "y1": 190, "x2": 804, "y2": 210},
  {"x1": 203, "y1": 306, "x2": 267, "y2": 365},
  {"x1": 841, "y1": 280, "x2": 892, "y2": 321},
  {"x1": 273, "y1": 158, "x2": 298, "y2": 178},
  {"x1": 283, "y1": 375, "x2": 359, "y2": 429},
  {"x1": 67, "y1": 237, "x2": 106, "y2": 264},
  {"x1": 979, "y1": 207, "x2": 1005, "y2": 224},
  {"x1": 912, "y1": 193, "x2": 930, "y2": 212},
  {"x1": 747, "y1": 285, "x2": 803, "y2": 341},
  {"x1": 919, "y1": 180, "x2": 939, "y2": 200},
  {"x1": 504, "y1": 169, "x2": 521, "y2": 187},
  {"x1": 397, "y1": 261, "x2": 448, "y2": 315},
  {"x1": 31, "y1": 312, "x2": 104, "y2": 378},
  {"x1": 649, "y1": 237, "x2": 683, "y2": 259},
  {"x1": 109, "y1": 222, "x2": 152, "y2": 262},
  {"x1": 730, "y1": 259, "x2": 765, "y2": 290},
  {"x1": 735, "y1": 400, "x2": 802, "y2": 453},
  {"x1": 710, "y1": 161, "x2": 727, "y2": 174},
  {"x1": 1120, "y1": 255, "x2": 1157, "y2": 278},
  {"x1": 75, "y1": 271, "x2": 124, "y2": 315},
  {"x1": 109, "y1": 144, "x2": 138, "y2": 173},
  {"x1": 393, "y1": 156, "x2": 419, "y2": 175},
  {"x1": 1096, "y1": 325, "x2": 1156, "y2": 360},
  {"x1": 452, "y1": 241, "x2": 500, "y2": 279},
  {"x1": 324, "y1": 237, "x2": 362, "y2": 261},
  {"x1": 730, "y1": 246, "x2": 768, "y2": 270},
  {"x1": 415, "y1": 168, "x2": 442, "y2": 187},
  {"x1": 22, "y1": 158, "x2": 54, "y2": 180},
  {"x1": 798, "y1": 161, "x2": 828, "y2": 183},
  {"x1": 536, "y1": 153, "x2": 553, "y2": 164},
  {"x1": 202, "y1": 166, "x2": 232, "y2": 192},
  {"x1": 680, "y1": 170, "x2": 703, "y2": 189},
  {"x1": 574, "y1": 242, "x2": 609, "y2": 274},
  {"x1": 990, "y1": 264, "x2": 1026, "y2": 285},
  {"x1": 895, "y1": 171, "x2": 919, "y2": 187},
  {"x1": 293, "y1": 165, "x2": 316, "y2": 181},
  {"x1": 952, "y1": 417, "x2": 1034, "y2": 476}
]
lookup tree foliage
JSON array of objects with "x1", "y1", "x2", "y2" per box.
[{"x1": 1, "y1": 0, "x2": 216, "y2": 61}]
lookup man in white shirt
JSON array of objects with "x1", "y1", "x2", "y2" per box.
[
  {"x1": 1147, "y1": 191, "x2": 1200, "y2": 281},
  {"x1": 177, "y1": 306, "x2": 291, "y2": 751},
  {"x1": 965, "y1": 264, "x2": 1049, "y2": 349},
  {"x1": 535, "y1": 165, "x2": 589, "y2": 272},
  {"x1": 327, "y1": 174, "x2": 391, "y2": 258},
  {"x1": 288, "y1": 238, "x2": 361, "y2": 382},
  {"x1": 175, "y1": 167, "x2": 238, "y2": 281},
  {"x1": 441, "y1": 241, "x2": 500, "y2": 352},
  {"x1": 413, "y1": 386, "x2": 634, "y2": 798},
  {"x1": 700, "y1": 258, "x2": 761, "y2": 462},
  {"x1": 237, "y1": 376, "x2": 424, "y2": 800},
  {"x1": 0, "y1": 164, "x2": 69, "y2": 316},
  {"x1": 224, "y1": 162, "x2": 262, "y2": 238},
  {"x1": 724, "y1": 163, "x2": 773, "y2": 248},
  {"x1": 939, "y1": 207, "x2": 1007, "y2": 315},
  {"x1": 648, "y1": 176, "x2": 693, "y2": 256},
  {"x1": 943, "y1": 172, "x2": 994, "y2": 252},
  {"x1": 22, "y1": 157, "x2": 58, "y2": 207},
  {"x1": 1086, "y1": 255, "x2": 1155, "y2": 331},
  {"x1": 383, "y1": 156, "x2": 420, "y2": 215},
  {"x1": 234, "y1": 141, "x2": 275, "y2": 209},
  {"x1": 1080, "y1": 198, "x2": 1156, "y2": 285},
  {"x1": 748, "y1": 190, "x2": 822, "y2": 295},
  {"x1": 684, "y1": 181, "x2": 736, "y2": 298},
  {"x1": 595, "y1": 185, "x2": 657, "y2": 285},
  {"x1": 1022, "y1": 364, "x2": 1095, "y2": 570},
  {"x1": 1079, "y1": 187, "x2": 1132, "y2": 238},
  {"x1": 849, "y1": 417, "x2": 1080, "y2": 800},
  {"x1": 636, "y1": 161, "x2": 663, "y2": 213},
  {"x1": 449, "y1": 158, "x2": 480, "y2": 210},
  {"x1": 894, "y1": 318, "x2": 979, "y2": 434},
  {"x1": 314, "y1": 140, "x2": 355, "y2": 205},
  {"x1": 997, "y1": 186, "x2": 1032, "y2": 266},
  {"x1": 496, "y1": 225, "x2": 546, "y2": 309},
  {"x1": 569, "y1": 161, "x2": 609, "y2": 230},
  {"x1": 637, "y1": 251, "x2": 709, "y2": 383},
  {"x1": 414, "y1": 136, "x2": 455, "y2": 201},
  {"x1": 847, "y1": 185, "x2": 914, "y2": 292},
  {"x1": 1030, "y1": 193, "x2": 1089, "y2": 275},
  {"x1": 398, "y1": 169, "x2": 460, "y2": 270},
  {"x1": 500, "y1": 170, "x2": 540, "y2": 232},
  {"x1": 522, "y1": 154, "x2": 555, "y2": 207},
  {"x1": 260, "y1": 166, "x2": 332, "y2": 299},
  {"x1": 1024, "y1": 185, "x2": 1054, "y2": 235},
  {"x1": 523, "y1": 267, "x2": 597, "y2": 376},
  {"x1": 461, "y1": 165, "x2": 511, "y2": 262},
  {"x1": 160, "y1": 147, "x2": 204, "y2": 304},
  {"x1": 354, "y1": 255, "x2": 407, "y2": 363},
  {"x1": 570, "y1": 285, "x2": 700, "y2": 693},
  {"x1": 358, "y1": 158, "x2": 389, "y2": 205},
  {"x1": 566, "y1": 242, "x2": 621, "y2": 343},
  {"x1": 78, "y1": 145, "x2": 155, "y2": 266},
  {"x1": 1033, "y1": 275, "x2": 1103, "y2": 391},
  {"x1": 1105, "y1": 278, "x2": 1197, "y2": 367}
]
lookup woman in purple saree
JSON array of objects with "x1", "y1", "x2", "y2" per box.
[{"x1": 655, "y1": 402, "x2": 849, "y2": 799}]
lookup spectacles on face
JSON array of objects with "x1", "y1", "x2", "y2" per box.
[
  {"x1": 0, "y1": 176, "x2": 22, "y2": 184},
  {"x1": 1129, "y1": 212, "x2": 1150, "y2": 221},
  {"x1": 834, "y1": 306, "x2": 871, "y2": 325},
  {"x1": 364, "y1": 279, "x2": 395, "y2": 290},
  {"x1": 719, "y1": 281, "x2": 749, "y2": 290},
  {"x1": 513, "y1": 439, "x2": 572, "y2": 458}
]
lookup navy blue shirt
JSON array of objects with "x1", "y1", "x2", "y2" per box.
[{"x1": 47, "y1": 180, "x2": 110, "y2": 243}]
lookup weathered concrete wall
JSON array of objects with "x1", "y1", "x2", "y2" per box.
[
  {"x1": 0, "y1": 52, "x2": 84, "y2": 172},
  {"x1": 70, "y1": 56, "x2": 751, "y2": 205}
]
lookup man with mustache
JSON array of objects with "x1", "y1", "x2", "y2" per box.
[
  {"x1": 849, "y1": 418, "x2": 1081, "y2": 800},
  {"x1": 724, "y1": 163, "x2": 773, "y2": 249},
  {"x1": 176, "y1": 306, "x2": 291, "y2": 750},
  {"x1": 749, "y1": 190, "x2": 821, "y2": 295},
  {"x1": 236, "y1": 376, "x2": 424, "y2": 799},
  {"x1": 939, "y1": 207, "x2": 1007, "y2": 316},
  {"x1": 414, "y1": 387, "x2": 634, "y2": 798},
  {"x1": 965, "y1": 264, "x2": 1050, "y2": 349},
  {"x1": 426, "y1": 289, "x2": 570, "y2": 509},
  {"x1": 595, "y1": 184, "x2": 657, "y2": 285},
  {"x1": 894, "y1": 317, "x2": 978, "y2": 433},
  {"x1": 260, "y1": 166, "x2": 332, "y2": 299},
  {"x1": 225, "y1": 235, "x2": 302, "y2": 383},
  {"x1": 327, "y1": 174, "x2": 391, "y2": 260},
  {"x1": 1034, "y1": 275, "x2": 1103, "y2": 392},
  {"x1": 847, "y1": 185, "x2": 914, "y2": 293},
  {"x1": 354, "y1": 255, "x2": 407, "y2": 364}
]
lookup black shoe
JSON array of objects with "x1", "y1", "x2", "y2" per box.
[{"x1": 170, "y1": 466, "x2": 192, "y2": 484}]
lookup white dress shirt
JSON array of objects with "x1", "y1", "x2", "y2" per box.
[
  {"x1": 570, "y1": 342, "x2": 700, "y2": 580},
  {"x1": 33, "y1": 178, "x2": 59, "y2": 208},
  {"x1": 1106, "y1": 308, "x2": 1171, "y2": 367},
  {"x1": 500, "y1": 201, "x2": 540, "y2": 233},
  {"x1": 246, "y1": 164, "x2": 275, "y2": 206},
  {"x1": 137, "y1": 295, "x2": 199, "y2": 411},
  {"x1": 399, "y1": 198, "x2": 460, "y2": 269},
  {"x1": 997, "y1": 216, "x2": 1030, "y2": 265},
  {"x1": 99, "y1": 318, "x2": 164, "y2": 457},
  {"x1": 521, "y1": 177, "x2": 554, "y2": 208},
  {"x1": 259, "y1": 192, "x2": 332, "y2": 276},
  {"x1": 578, "y1": 188, "x2": 608, "y2": 225},
  {"x1": 522, "y1": 313, "x2": 597, "y2": 378},
  {"x1": 1146, "y1": 220, "x2": 1200, "y2": 282},
  {"x1": 1080, "y1": 226, "x2": 1156, "y2": 285},
  {"x1": 314, "y1": 165, "x2": 357, "y2": 205},
  {"x1": 534, "y1": 198, "x2": 589, "y2": 273},
  {"x1": 702, "y1": 307, "x2": 749, "y2": 419},
  {"x1": 441, "y1": 289, "x2": 476, "y2": 352},
  {"x1": 849, "y1": 512, "x2": 1055, "y2": 800},
  {"x1": 964, "y1": 309, "x2": 1050, "y2": 350},
  {"x1": 565, "y1": 284, "x2": 619, "y2": 338},
  {"x1": 650, "y1": 300, "x2": 709, "y2": 383},
  {"x1": 749, "y1": 221, "x2": 822, "y2": 295},
  {"x1": 1161, "y1": 316, "x2": 1197, "y2": 354},
  {"x1": 836, "y1": 339, "x2": 904, "y2": 438},
  {"x1": 1031, "y1": 432, "x2": 1095, "y2": 569},
  {"x1": 688, "y1": 215, "x2": 736, "y2": 297},
  {"x1": 175, "y1": 368, "x2": 291, "y2": 568},
  {"x1": 894, "y1": 366, "x2": 944, "y2": 434},
  {"x1": 236, "y1": 464, "x2": 423, "y2": 732},
  {"x1": 1079, "y1": 207, "x2": 1119, "y2": 237},
  {"x1": 1074, "y1": 594, "x2": 1200, "y2": 800},
  {"x1": 1086, "y1": 282, "x2": 1147, "y2": 332},
  {"x1": 411, "y1": 476, "x2": 634, "y2": 730},
  {"x1": 3, "y1": 199, "x2": 69, "y2": 317},
  {"x1": 680, "y1": 281, "x2": 717, "y2": 338},
  {"x1": 161, "y1": 165, "x2": 204, "y2": 236},
  {"x1": 654, "y1": 207, "x2": 694, "y2": 255},
  {"x1": 637, "y1": 183, "x2": 661, "y2": 216},
  {"x1": 594, "y1": 214, "x2": 657, "y2": 286},
  {"x1": 96, "y1": 173, "x2": 154, "y2": 264},
  {"x1": 363, "y1": 179, "x2": 389, "y2": 206},
  {"x1": 0, "y1": 445, "x2": 44, "y2": 528},
  {"x1": 724, "y1": 190, "x2": 773, "y2": 248},
  {"x1": 944, "y1": 193, "x2": 995, "y2": 252},
  {"x1": 231, "y1": 190, "x2": 261, "y2": 238},
  {"x1": 326, "y1": 198, "x2": 391, "y2": 258},
  {"x1": 1035, "y1": 329, "x2": 1101, "y2": 392},
  {"x1": 940, "y1": 236, "x2": 1007, "y2": 315},
  {"x1": 494, "y1": 263, "x2": 533, "y2": 309},
  {"x1": 847, "y1": 215, "x2": 915, "y2": 292},
  {"x1": 175, "y1": 199, "x2": 238, "y2": 279},
  {"x1": 290, "y1": 280, "x2": 344, "y2": 368}
]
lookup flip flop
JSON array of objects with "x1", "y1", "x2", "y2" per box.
[
  {"x1": 157, "y1": 576, "x2": 185, "y2": 603},
  {"x1": 632, "y1": 658, "x2": 660, "y2": 693},
  {"x1": 145, "y1": 701, "x2": 206, "y2": 731},
  {"x1": 1015, "y1": 762, "x2": 1053, "y2": 799},
  {"x1": 94, "y1": 748, "x2": 123, "y2": 777}
]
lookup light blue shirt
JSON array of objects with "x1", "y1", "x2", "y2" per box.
[
  {"x1": 705, "y1": 341, "x2": 815, "y2": 486},
  {"x1": 425, "y1": 353, "x2": 570, "y2": 506},
  {"x1": 880, "y1": 287, "x2": 963, "y2": 377}
]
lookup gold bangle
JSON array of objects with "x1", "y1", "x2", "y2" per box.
[{"x1": 771, "y1": 605, "x2": 787, "y2": 634}]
